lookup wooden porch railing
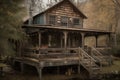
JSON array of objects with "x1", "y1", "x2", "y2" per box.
[
  {"x1": 23, "y1": 47, "x2": 96, "y2": 61},
  {"x1": 91, "y1": 47, "x2": 111, "y2": 67},
  {"x1": 23, "y1": 48, "x2": 79, "y2": 59},
  {"x1": 21, "y1": 47, "x2": 100, "y2": 77}
]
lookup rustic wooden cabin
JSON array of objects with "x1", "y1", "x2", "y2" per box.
[{"x1": 14, "y1": 0, "x2": 113, "y2": 80}]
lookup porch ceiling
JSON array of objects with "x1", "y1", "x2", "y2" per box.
[{"x1": 23, "y1": 25, "x2": 113, "y2": 36}]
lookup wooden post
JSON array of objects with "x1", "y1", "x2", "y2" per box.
[
  {"x1": 78, "y1": 64, "x2": 80, "y2": 74},
  {"x1": 48, "y1": 35, "x2": 52, "y2": 47},
  {"x1": 38, "y1": 31, "x2": 41, "y2": 54},
  {"x1": 38, "y1": 30, "x2": 43, "y2": 80},
  {"x1": 57, "y1": 67, "x2": 60, "y2": 74},
  {"x1": 37, "y1": 67, "x2": 42, "y2": 80},
  {"x1": 108, "y1": 34, "x2": 111, "y2": 47},
  {"x1": 89, "y1": 57, "x2": 92, "y2": 78},
  {"x1": 114, "y1": 33, "x2": 117, "y2": 47},
  {"x1": 95, "y1": 35, "x2": 98, "y2": 48},
  {"x1": 81, "y1": 33, "x2": 85, "y2": 49},
  {"x1": 63, "y1": 31, "x2": 68, "y2": 60},
  {"x1": 68, "y1": 36, "x2": 71, "y2": 48},
  {"x1": 21, "y1": 63, "x2": 24, "y2": 74},
  {"x1": 61, "y1": 36, "x2": 63, "y2": 48},
  {"x1": 78, "y1": 47, "x2": 81, "y2": 74},
  {"x1": 63, "y1": 31, "x2": 68, "y2": 51},
  {"x1": 18, "y1": 41, "x2": 22, "y2": 57}
]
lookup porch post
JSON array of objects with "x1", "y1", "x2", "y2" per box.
[
  {"x1": 111, "y1": 33, "x2": 117, "y2": 47},
  {"x1": 37, "y1": 67, "x2": 43, "y2": 80},
  {"x1": 107, "y1": 34, "x2": 112, "y2": 47},
  {"x1": 78, "y1": 64, "x2": 80, "y2": 74},
  {"x1": 95, "y1": 35, "x2": 98, "y2": 48},
  {"x1": 38, "y1": 31, "x2": 41, "y2": 54},
  {"x1": 113, "y1": 33, "x2": 117, "y2": 47},
  {"x1": 18, "y1": 41, "x2": 22, "y2": 57},
  {"x1": 57, "y1": 67, "x2": 60, "y2": 74},
  {"x1": 48, "y1": 35, "x2": 52, "y2": 47},
  {"x1": 68, "y1": 35, "x2": 71, "y2": 48},
  {"x1": 81, "y1": 33, "x2": 85, "y2": 49},
  {"x1": 61, "y1": 36, "x2": 63, "y2": 48},
  {"x1": 108, "y1": 34, "x2": 111, "y2": 47},
  {"x1": 63, "y1": 31, "x2": 68, "y2": 49},
  {"x1": 21, "y1": 63, "x2": 24, "y2": 74}
]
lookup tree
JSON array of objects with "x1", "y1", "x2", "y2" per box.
[
  {"x1": 108, "y1": 0, "x2": 120, "y2": 46},
  {"x1": 79, "y1": 0, "x2": 116, "y2": 30},
  {"x1": 0, "y1": 0, "x2": 26, "y2": 58},
  {"x1": 25, "y1": 0, "x2": 45, "y2": 24}
]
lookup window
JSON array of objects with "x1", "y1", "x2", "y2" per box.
[
  {"x1": 73, "y1": 18, "x2": 80, "y2": 25},
  {"x1": 61, "y1": 16, "x2": 69, "y2": 26},
  {"x1": 49, "y1": 15, "x2": 56, "y2": 25}
]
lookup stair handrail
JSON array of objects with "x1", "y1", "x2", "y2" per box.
[
  {"x1": 91, "y1": 47, "x2": 103, "y2": 56},
  {"x1": 78, "y1": 47, "x2": 99, "y2": 72},
  {"x1": 91, "y1": 47, "x2": 104, "y2": 61},
  {"x1": 78, "y1": 47, "x2": 96, "y2": 62}
]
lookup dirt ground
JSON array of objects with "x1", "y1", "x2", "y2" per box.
[{"x1": 0, "y1": 60, "x2": 120, "y2": 80}]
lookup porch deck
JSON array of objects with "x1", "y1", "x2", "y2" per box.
[
  {"x1": 14, "y1": 47, "x2": 111, "y2": 80},
  {"x1": 14, "y1": 56, "x2": 79, "y2": 67},
  {"x1": 15, "y1": 48, "x2": 81, "y2": 67}
]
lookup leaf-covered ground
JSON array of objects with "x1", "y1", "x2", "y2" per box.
[
  {"x1": 0, "y1": 60, "x2": 120, "y2": 80},
  {"x1": 101, "y1": 60, "x2": 120, "y2": 73}
]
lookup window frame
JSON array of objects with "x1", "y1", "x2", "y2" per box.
[
  {"x1": 48, "y1": 15, "x2": 57, "y2": 25},
  {"x1": 61, "y1": 16, "x2": 69, "y2": 26},
  {"x1": 73, "y1": 18, "x2": 80, "y2": 26}
]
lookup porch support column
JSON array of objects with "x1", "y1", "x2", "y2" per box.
[
  {"x1": 68, "y1": 36, "x2": 71, "y2": 48},
  {"x1": 108, "y1": 34, "x2": 111, "y2": 47},
  {"x1": 57, "y1": 67, "x2": 60, "y2": 74},
  {"x1": 20, "y1": 63, "x2": 24, "y2": 74},
  {"x1": 17, "y1": 41, "x2": 22, "y2": 57},
  {"x1": 95, "y1": 35, "x2": 98, "y2": 48},
  {"x1": 113, "y1": 33, "x2": 117, "y2": 47},
  {"x1": 37, "y1": 67, "x2": 43, "y2": 80},
  {"x1": 78, "y1": 64, "x2": 80, "y2": 74},
  {"x1": 61, "y1": 36, "x2": 63, "y2": 48},
  {"x1": 63, "y1": 31, "x2": 68, "y2": 49},
  {"x1": 48, "y1": 35, "x2": 52, "y2": 47},
  {"x1": 81, "y1": 33, "x2": 85, "y2": 49},
  {"x1": 38, "y1": 31, "x2": 41, "y2": 54}
]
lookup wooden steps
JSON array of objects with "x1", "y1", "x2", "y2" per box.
[
  {"x1": 91, "y1": 47, "x2": 110, "y2": 66},
  {"x1": 78, "y1": 48, "x2": 100, "y2": 78}
]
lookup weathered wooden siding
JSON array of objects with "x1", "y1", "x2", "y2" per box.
[{"x1": 46, "y1": 1, "x2": 83, "y2": 28}]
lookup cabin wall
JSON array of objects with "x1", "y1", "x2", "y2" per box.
[{"x1": 45, "y1": 1, "x2": 83, "y2": 28}]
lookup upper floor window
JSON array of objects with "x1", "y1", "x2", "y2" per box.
[
  {"x1": 49, "y1": 15, "x2": 56, "y2": 25},
  {"x1": 73, "y1": 18, "x2": 80, "y2": 25},
  {"x1": 61, "y1": 16, "x2": 69, "y2": 26}
]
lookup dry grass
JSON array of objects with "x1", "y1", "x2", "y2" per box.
[{"x1": 101, "y1": 60, "x2": 120, "y2": 74}]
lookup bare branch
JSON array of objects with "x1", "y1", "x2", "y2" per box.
[{"x1": 112, "y1": 0, "x2": 120, "y2": 10}]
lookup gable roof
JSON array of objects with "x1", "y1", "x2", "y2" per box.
[{"x1": 34, "y1": 0, "x2": 87, "y2": 19}]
